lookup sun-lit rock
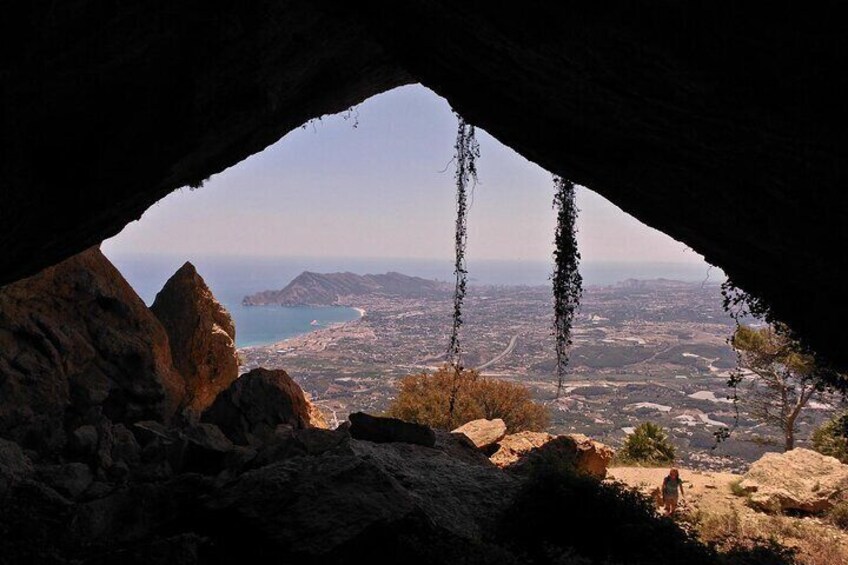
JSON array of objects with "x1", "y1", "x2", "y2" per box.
[
  {"x1": 741, "y1": 448, "x2": 848, "y2": 514},
  {"x1": 151, "y1": 262, "x2": 239, "y2": 418},
  {"x1": 490, "y1": 431, "x2": 613, "y2": 479},
  {"x1": 451, "y1": 418, "x2": 507, "y2": 450}
]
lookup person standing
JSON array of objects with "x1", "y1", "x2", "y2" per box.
[{"x1": 662, "y1": 468, "x2": 685, "y2": 515}]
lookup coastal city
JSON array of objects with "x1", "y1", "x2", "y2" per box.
[{"x1": 239, "y1": 275, "x2": 840, "y2": 472}]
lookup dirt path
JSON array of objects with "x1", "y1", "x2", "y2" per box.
[
  {"x1": 608, "y1": 466, "x2": 848, "y2": 565},
  {"x1": 608, "y1": 466, "x2": 745, "y2": 517}
]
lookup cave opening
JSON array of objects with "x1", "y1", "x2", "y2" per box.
[
  {"x1": 92, "y1": 83, "x2": 760, "y2": 457},
  {"x1": 4, "y1": 3, "x2": 847, "y2": 557}
]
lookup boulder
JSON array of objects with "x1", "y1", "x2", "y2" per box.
[
  {"x1": 489, "y1": 431, "x2": 613, "y2": 479},
  {"x1": 177, "y1": 423, "x2": 235, "y2": 475},
  {"x1": 293, "y1": 426, "x2": 351, "y2": 456},
  {"x1": 0, "y1": 437, "x2": 33, "y2": 495},
  {"x1": 0, "y1": 248, "x2": 184, "y2": 454},
  {"x1": 569, "y1": 433, "x2": 616, "y2": 479},
  {"x1": 348, "y1": 412, "x2": 436, "y2": 447},
  {"x1": 741, "y1": 448, "x2": 848, "y2": 514},
  {"x1": 204, "y1": 438, "x2": 519, "y2": 560},
  {"x1": 36, "y1": 462, "x2": 94, "y2": 499},
  {"x1": 201, "y1": 368, "x2": 316, "y2": 445},
  {"x1": 451, "y1": 418, "x2": 507, "y2": 450},
  {"x1": 150, "y1": 262, "x2": 239, "y2": 417},
  {"x1": 110, "y1": 423, "x2": 142, "y2": 468},
  {"x1": 69, "y1": 425, "x2": 100, "y2": 456},
  {"x1": 435, "y1": 431, "x2": 495, "y2": 467}
]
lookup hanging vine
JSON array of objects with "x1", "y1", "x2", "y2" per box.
[
  {"x1": 446, "y1": 113, "x2": 479, "y2": 425},
  {"x1": 551, "y1": 176, "x2": 582, "y2": 399}
]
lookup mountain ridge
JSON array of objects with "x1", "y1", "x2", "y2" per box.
[{"x1": 243, "y1": 271, "x2": 451, "y2": 306}]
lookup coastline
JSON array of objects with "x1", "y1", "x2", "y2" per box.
[
  {"x1": 233, "y1": 304, "x2": 363, "y2": 349},
  {"x1": 239, "y1": 304, "x2": 366, "y2": 350}
]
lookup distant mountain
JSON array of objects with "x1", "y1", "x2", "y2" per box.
[{"x1": 242, "y1": 271, "x2": 451, "y2": 306}]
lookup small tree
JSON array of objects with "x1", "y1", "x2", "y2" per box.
[
  {"x1": 619, "y1": 422, "x2": 676, "y2": 465},
  {"x1": 731, "y1": 324, "x2": 828, "y2": 451},
  {"x1": 812, "y1": 413, "x2": 848, "y2": 463},
  {"x1": 387, "y1": 366, "x2": 549, "y2": 432}
]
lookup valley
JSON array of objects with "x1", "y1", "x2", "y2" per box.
[{"x1": 239, "y1": 278, "x2": 841, "y2": 473}]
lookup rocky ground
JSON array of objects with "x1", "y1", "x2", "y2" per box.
[
  {"x1": 3, "y1": 249, "x2": 845, "y2": 565},
  {"x1": 610, "y1": 458, "x2": 848, "y2": 565}
]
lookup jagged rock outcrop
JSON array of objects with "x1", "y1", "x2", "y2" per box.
[
  {"x1": 452, "y1": 418, "x2": 507, "y2": 450},
  {"x1": 0, "y1": 248, "x2": 184, "y2": 453},
  {"x1": 201, "y1": 368, "x2": 321, "y2": 445},
  {"x1": 741, "y1": 448, "x2": 848, "y2": 514},
  {"x1": 349, "y1": 412, "x2": 437, "y2": 447},
  {"x1": 151, "y1": 262, "x2": 239, "y2": 417},
  {"x1": 490, "y1": 431, "x2": 614, "y2": 479}
]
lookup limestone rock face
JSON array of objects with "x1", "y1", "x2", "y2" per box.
[
  {"x1": 451, "y1": 418, "x2": 507, "y2": 450},
  {"x1": 201, "y1": 368, "x2": 316, "y2": 445},
  {"x1": 490, "y1": 431, "x2": 613, "y2": 479},
  {"x1": 0, "y1": 248, "x2": 184, "y2": 453},
  {"x1": 741, "y1": 448, "x2": 848, "y2": 514},
  {"x1": 151, "y1": 262, "x2": 239, "y2": 417},
  {"x1": 349, "y1": 412, "x2": 436, "y2": 447}
]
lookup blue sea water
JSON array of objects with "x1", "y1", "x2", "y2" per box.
[{"x1": 106, "y1": 253, "x2": 724, "y2": 348}]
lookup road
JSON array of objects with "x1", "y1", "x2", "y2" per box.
[{"x1": 475, "y1": 334, "x2": 519, "y2": 371}]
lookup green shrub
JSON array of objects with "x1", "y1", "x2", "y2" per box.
[
  {"x1": 618, "y1": 422, "x2": 676, "y2": 465},
  {"x1": 811, "y1": 413, "x2": 848, "y2": 464}
]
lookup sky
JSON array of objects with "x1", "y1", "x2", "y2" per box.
[{"x1": 103, "y1": 84, "x2": 713, "y2": 267}]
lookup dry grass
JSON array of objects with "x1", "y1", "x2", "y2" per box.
[
  {"x1": 728, "y1": 478, "x2": 749, "y2": 498},
  {"x1": 688, "y1": 507, "x2": 848, "y2": 565}
]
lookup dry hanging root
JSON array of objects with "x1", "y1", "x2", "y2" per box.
[
  {"x1": 446, "y1": 114, "x2": 479, "y2": 425},
  {"x1": 552, "y1": 176, "x2": 582, "y2": 398}
]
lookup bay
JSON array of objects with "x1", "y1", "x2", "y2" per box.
[{"x1": 105, "y1": 252, "x2": 724, "y2": 348}]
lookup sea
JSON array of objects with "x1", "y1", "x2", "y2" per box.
[{"x1": 105, "y1": 253, "x2": 724, "y2": 348}]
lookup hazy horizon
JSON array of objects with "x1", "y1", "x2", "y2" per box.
[{"x1": 103, "y1": 84, "x2": 717, "y2": 271}]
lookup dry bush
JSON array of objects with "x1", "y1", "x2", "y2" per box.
[
  {"x1": 693, "y1": 508, "x2": 743, "y2": 543},
  {"x1": 729, "y1": 478, "x2": 749, "y2": 498},
  {"x1": 386, "y1": 366, "x2": 549, "y2": 432}
]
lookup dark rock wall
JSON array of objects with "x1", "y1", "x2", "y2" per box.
[
  {"x1": 1, "y1": 2, "x2": 845, "y2": 366},
  {"x1": 0, "y1": 0, "x2": 411, "y2": 284},
  {"x1": 348, "y1": 1, "x2": 847, "y2": 368},
  {"x1": 0, "y1": 248, "x2": 184, "y2": 453}
]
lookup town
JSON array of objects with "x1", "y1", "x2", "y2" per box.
[{"x1": 239, "y1": 278, "x2": 840, "y2": 472}]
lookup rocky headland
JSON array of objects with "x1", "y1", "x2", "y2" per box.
[{"x1": 242, "y1": 271, "x2": 450, "y2": 306}]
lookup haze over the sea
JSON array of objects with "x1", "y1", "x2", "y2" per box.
[{"x1": 106, "y1": 253, "x2": 724, "y2": 348}]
